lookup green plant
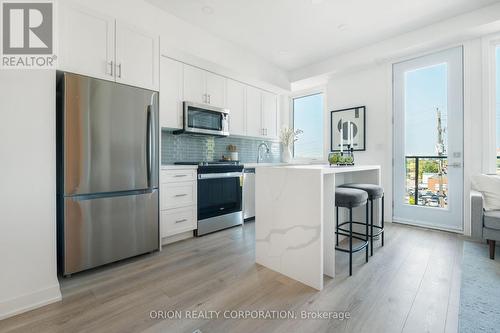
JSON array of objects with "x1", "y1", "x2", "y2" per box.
[
  {"x1": 280, "y1": 127, "x2": 303, "y2": 146},
  {"x1": 328, "y1": 153, "x2": 340, "y2": 164}
]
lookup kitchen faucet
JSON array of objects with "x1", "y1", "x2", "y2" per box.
[{"x1": 257, "y1": 142, "x2": 270, "y2": 163}]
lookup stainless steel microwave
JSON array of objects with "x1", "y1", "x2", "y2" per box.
[{"x1": 175, "y1": 101, "x2": 230, "y2": 137}]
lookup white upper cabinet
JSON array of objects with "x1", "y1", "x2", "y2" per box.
[
  {"x1": 59, "y1": 2, "x2": 159, "y2": 90},
  {"x1": 226, "y1": 79, "x2": 246, "y2": 136},
  {"x1": 160, "y1": 57, "x2": 184, "y2": 129},
  {"x1": 115, "y1": 22, "x2": 159, "y2": 90},
  {"x1": 59, "y1": 2, "x2": 115, "y2": 81},
  {"x1": 262, "y1": 91, "x2": 278, "y2": 139},
  {"x1": 205, "y1": 72, "x2": 226, "y2": 108},
  {"x1": 183, "y1": 64, "x2": 226, "y2": 107},
  {"x1": 183, "y1": 65, "x2": 205, "y2": 104},
  {"x1": 246, "y1": 86, "x2": 263, "y2": 138}
]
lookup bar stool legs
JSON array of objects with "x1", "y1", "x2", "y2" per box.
[
  {"x1": 365, "y1": 203, "x2": 369, "y2": 263},
  {"x1": 368, "y1": 195, "x2": 385, "y2": 256},
  {"x1": 370, "y1": 198, "x2": 374, "y2": 256},
  {"x1": 336, "y1": 206, "x2": 339, "y2": 246},
  {"x1": 349, "y1": 208, "x2": 352, "y2": 276},
  {"x1": 335, "y1": 204, "x2": 370, "y2": 276}
]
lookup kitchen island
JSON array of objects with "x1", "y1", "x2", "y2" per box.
[{"x1": 255, "y1": 164, "x2": 381, "y2": 290}]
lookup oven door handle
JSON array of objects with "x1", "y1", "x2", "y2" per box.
[{"x1": 198, "y1": 172, "x2": 243, "y2": 180}]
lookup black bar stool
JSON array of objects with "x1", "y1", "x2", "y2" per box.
[
  {"x1": 340, "y1": 183, "x2": 384, "y2": 256},
  {"x1": 335, "y1": 187, "x2": 369, "y2": 276}
]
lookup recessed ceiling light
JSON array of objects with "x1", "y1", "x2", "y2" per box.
[
  {"x1": 337, "y1": 24, "x2": 348, "y2": 31},
  {"x1": 201, "y1": 6, "x2": 214, "y2": 14}
]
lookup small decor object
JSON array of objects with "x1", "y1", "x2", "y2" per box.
[
  {"x1": 280, "y1": 127, "x2": 303, "y2": 163},
  {"x1": 330, "y1": 106, "x2": 366, "y2": 152},
  {"x1": 328, "y1": 149, "x2": 354, "y2": 167},
  {"x1": 226, "y1": 144, "x2": 238, "y2": 161}
]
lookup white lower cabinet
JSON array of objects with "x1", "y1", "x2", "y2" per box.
[
  {"x1": 161, "y1": 181, "x2": 196, "y2": 210},
  {"x1": 160, "y1": 168, "x2": 197, "y2": 241},
  {"x1": 161, "y1": 207, "x2": 197, "y2": 237}
]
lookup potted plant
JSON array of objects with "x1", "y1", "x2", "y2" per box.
[{"x1": 280, "y1": 127, "x2": 303, "y2": 163}]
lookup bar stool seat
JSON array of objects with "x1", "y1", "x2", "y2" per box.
[
  {"x1": 340, "y1": 183, "x2": 385, "y2": 256},
  {"x1": 335, "y1": 187, "x2": 369, "y2": 276},
  {"x1": 335, "y1": 187, "x2": 368, "y2": 207},
  {"x1": 340, "y1": 183, "x2": 383, "y2": 199}
]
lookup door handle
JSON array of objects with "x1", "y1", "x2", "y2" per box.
[
  {"x1": 175, "y1": 193, "x2": 187, "y2": 197},
  {"x1": 106, "y1": 61, "x2": 114, "y2": 76},
  {"x1": 175, "y1": 219, "x2": 187, "y2": 224},
  {"x1": 146, "y1": 105, "x2": 152, "y2": 188},
  {"x1": 208, "y1": 94, "x2": 211, "y2": 104},
  {"x1": 116, "y1": 63, "x2": 122, "y2": 78},
  {"x1": 174, "y1": 174, "x2": 187, "y2": 178}
]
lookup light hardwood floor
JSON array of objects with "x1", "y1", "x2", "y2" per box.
[{"x1": 0, "y1": 222, "x2": 463, "y2": 333}]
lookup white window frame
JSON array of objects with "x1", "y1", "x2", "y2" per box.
[
  {"x1": 289, "y1": 87, "x2": 327, "y2": 163},
  {"x1": 482, "y1": 33, "x2": 500, "y2": 173}
]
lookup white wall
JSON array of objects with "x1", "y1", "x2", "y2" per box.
[
  {"x1": 324, "y1": 39, "x2": 486, "y2": 234},
  {"x1": 0, "y1": 70, "x2": 61, "y2": 319},
  {"x1": 327, "y1": 65, "x2": 393, "y2": 219}
]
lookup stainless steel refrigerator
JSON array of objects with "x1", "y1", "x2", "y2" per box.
[{"x1": 56, "y1": 72, "x2": 159, "y2": 276}]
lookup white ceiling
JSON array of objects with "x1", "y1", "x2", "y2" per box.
[{"x1": 146, "y1": 0, "x2": 499, "y2": 71}]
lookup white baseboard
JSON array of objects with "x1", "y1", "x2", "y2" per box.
[{"x1": 0, "y1": 284, "x2": 61, "y2": 320}]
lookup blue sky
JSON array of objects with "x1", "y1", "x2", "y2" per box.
[
  {"x1": 293, "y1": 93, "x2": 324, "y2": 159},
  {"x1": 405, "y1": 63, "x2": 447, "y2": 156}
]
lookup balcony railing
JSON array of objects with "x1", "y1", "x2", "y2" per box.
[{"x1": 405, "y1": 155, "x2": 448, "y2": 207}]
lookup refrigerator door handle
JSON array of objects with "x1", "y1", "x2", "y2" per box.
[{"x1": 146, "y1": 105, "x2": 152, "y2": 189}]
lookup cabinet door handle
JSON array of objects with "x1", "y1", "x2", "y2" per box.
[
  {"x1": 175, "y1": 193, "x2": 187, "y2": 197},
  {"x1": 174, "y1": 174, "x2": 187, "y2": 178},
  {"x1": 116, "y1": 63, "x2": 122, "y2": 78},
  {"x1": 208, "y1": 94, "x2": 211, "y2": 104},
  {"x1": 175, "y1": 219, "x2": 188, "y2": 224},
  {"x1": 107, "y1": 61, "x2": 114, "y2": 76}
]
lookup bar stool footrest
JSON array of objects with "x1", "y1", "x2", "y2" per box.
[{"x1": 335, "y1": 241, "x2": 368, "y2": 253}]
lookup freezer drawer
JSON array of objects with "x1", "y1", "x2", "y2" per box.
[{"x1": 62, "y1": 190, "x2": 159, "y2": 275}]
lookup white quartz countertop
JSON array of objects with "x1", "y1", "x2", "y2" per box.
[
  {"x1": 161, "y1": 164, "x2": 198, "y2": 170},
  {"x1": 259, "y1": 164, "x2": 381, "y2": 174},
  {"x1": 243, "y1": 162, "x2": 288, "y2": 168}
]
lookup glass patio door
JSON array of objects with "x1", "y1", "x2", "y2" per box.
[{"x1": 393, "y1": 47, "x2": 463, "y2": 231}]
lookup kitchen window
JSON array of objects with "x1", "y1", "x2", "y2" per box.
[{"x1": 292, "y1": 92, "x2": 324, "y2": 160}]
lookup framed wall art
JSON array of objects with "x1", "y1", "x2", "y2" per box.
[{"x1": 330, "y1": 106, "x2": 366, "y2": 152}]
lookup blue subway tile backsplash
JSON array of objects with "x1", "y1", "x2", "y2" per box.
[{"x1": 161, "y1": 130, "x2": 281, "y2": 164}]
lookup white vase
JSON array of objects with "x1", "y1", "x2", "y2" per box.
[{"x1": 282, "y1": 144, "x2": 292, "y2": 163}]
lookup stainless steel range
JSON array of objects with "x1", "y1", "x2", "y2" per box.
[{"x1": 175, "y1": 162, "x2": 244, "y2": 236}]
